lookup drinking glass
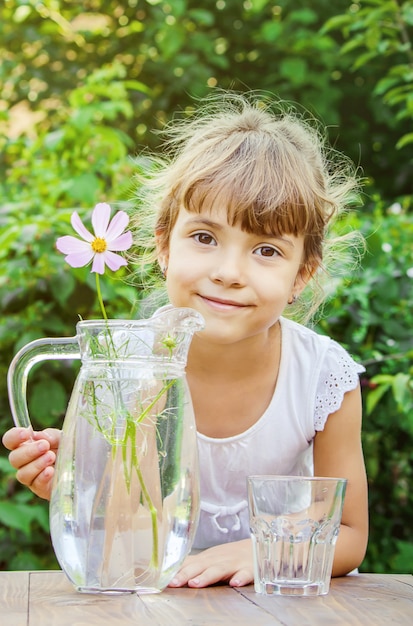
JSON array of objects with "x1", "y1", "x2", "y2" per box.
[{"x1": 247, "y1": 475, "x2": 347, "y2": 596}]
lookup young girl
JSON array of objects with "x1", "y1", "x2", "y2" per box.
[{"x1": 2, "y1": 91, "x2": 368, "y2": 589}]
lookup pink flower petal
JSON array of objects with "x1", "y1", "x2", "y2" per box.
[
  {"x1": 71, "y1": 212, "x2": 94, "y2": 242},
  {"x1": 91, "y1": 253, "x2": 106, "y2": 274},
  {"x1": 105, "y1": 211, "x2": 130, "y2": 242},
  {"x1": 64, "y1": 250, "x2": 95, "y2": 268},
  {"x1": 102, "y1": 250, "x2": 128, "y2": 272},
  {"x1": 107, "y1": 231, "x2": 133, "y2": 251},
  {"x1": 56, "y1": 235, "x2": 91, "y2": 254},
  {"x1": 92, "y1": 203, "x2": 111, "y2": 237}
]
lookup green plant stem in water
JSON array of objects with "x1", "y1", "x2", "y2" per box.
[
  {"x1": 125, "y1": 420, "x2": 159, "y2": 568},
  {"x1": 122, "y1": 378, "x2": 175, "y2": 570}
]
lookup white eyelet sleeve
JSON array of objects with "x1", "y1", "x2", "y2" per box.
[{"x1": 314, "y1": 341, "x2": 365, "y2": 431}]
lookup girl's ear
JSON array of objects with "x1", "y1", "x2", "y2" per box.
[
  {"x1": 293, "y1": 261, "x2": 318, "y2": 297},
  {"x1": 155, "y1": 229, "x2": 169, "y2": 273}
]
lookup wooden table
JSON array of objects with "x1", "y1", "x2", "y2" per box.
[{"x1": 1, "y1": 570, "x2": 412, "y2": 625}]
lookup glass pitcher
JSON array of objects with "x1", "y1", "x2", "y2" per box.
[{"x1": 7, "y1": 307, "x2": 204, "y2": 594}]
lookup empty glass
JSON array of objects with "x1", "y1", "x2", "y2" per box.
[{"x1": 247, "y1": 475, "x2": 347, "y2": 596}]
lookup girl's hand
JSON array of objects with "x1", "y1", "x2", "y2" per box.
[
  {"x1": 2, "y1": 427, "x2": 61, "y2": 501},
  {"x1": 168, "y1": 539, "x2": 254, "y2": 588}
]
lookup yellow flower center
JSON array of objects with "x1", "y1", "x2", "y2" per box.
[{"x1": 91, "y1": 237, "x2": 107, "y2": 253}]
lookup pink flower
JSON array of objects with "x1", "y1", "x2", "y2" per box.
[{"x1": 56, "y1": 203, "x2": 133, "y2": 274}]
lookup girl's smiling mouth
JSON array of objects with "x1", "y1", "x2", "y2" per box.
[{"x1": 199, "y1": 295, "x2": 250, "y2": 310}]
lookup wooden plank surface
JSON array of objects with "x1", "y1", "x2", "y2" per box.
[
  {"x1": 0, "y1": 571, "x2": 29, "y2": 626},
  {"x1": 237, "y1": 574, "x2": 413, "y2": 626},
  {"x1": 0, "y1": 570, "x2": 412, "y2": 625},
  {"x1": 141, "y1": 585, "x2": 279, "y2": 625},
  {"x1": 28, "y1": 571, "x2": 278, "y2": 626}
]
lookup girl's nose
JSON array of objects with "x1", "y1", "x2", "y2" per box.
[{"x1": 210, "y1": 252, "x2": 246, "y2": 287}]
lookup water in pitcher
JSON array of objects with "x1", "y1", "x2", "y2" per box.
[{"x1": 50, "y1": 372, "x2": 199, "y2": 593}]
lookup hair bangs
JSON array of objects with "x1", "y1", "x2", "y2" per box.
[{"x1": 181, "y1": 148, "x2": 328, "y2": 241}]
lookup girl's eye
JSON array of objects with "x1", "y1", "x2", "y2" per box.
[
  {"x1": 254, "y1": 245, "x2": 280, "y2": 258},
  {"x1": 193, "y1": 232, "x2": 216, "y2": 246}
]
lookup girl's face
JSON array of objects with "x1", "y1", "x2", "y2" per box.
[{"x1": 159, "y1": 204, "x2": 308, "y2": 347}]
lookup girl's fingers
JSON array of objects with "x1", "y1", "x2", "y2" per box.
[
  {"x1": 21, "y1": 465, "x2": 55, "y2": 500},
  {"x1": 13, "y1": 447, "x2": 56, "y2": 483},
  {"x1": 170, "y1": 562, "x2": 252, "y2": 589},
  {"x1": 229, "y1": 568, "x2": 254, "y2": 587},
  {"x1": 8, "y1": 439, "x2": 51, "y2": 471},
  {"x1": 168, "y1": 544, "x2": 254, "y2": 589},
  {"x1": 13, "y1": 447, "x2": 56, "y2": 500},
  {"x1": 2, "y1": 427, "x2": 59, "y2": 500},
  {"x1": 32, "y1": 428, "x2": 61, "y2": 452},
  {"x1": 2, "y1": 427, "x2": 31, "y2": 450},
  {"x1": 186, "y1": 564, "x2": 231, "y2": 588}
]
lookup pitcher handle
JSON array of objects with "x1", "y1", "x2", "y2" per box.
[{"x1": 7, "y1": 336, "x2": 80, "y2": 430}]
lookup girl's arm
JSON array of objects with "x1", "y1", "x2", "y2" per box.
[
  {"x1": 2, "y1": 427, "x2": 60, "y2": 500},
  {"x1": 313, "y1": 384, "x2": 369, "y2": 575}
]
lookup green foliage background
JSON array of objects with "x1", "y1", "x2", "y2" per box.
[{"x1": 1, "y1": 0, "x2": 412, "y2": 573}]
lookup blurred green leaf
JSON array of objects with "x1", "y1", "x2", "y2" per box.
[
  {"x1": 0, "y1": 502, "x2": 35, "y2": 535},
  {"x1": 30, "y1": 380, "x2": 68, "y2": 425},
  {"x1": 66, "y1": 173, "x2": 101, "y2": 204},
  {"x1": 366, "y1": 378, "x2": 392, "y2": 415}
]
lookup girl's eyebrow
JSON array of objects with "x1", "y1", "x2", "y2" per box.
[
  {"x1": 265, "y1": 235, "x2": 295, "y2": 248},
  {"x1": 185, "y1": 217, "x2": 223, "y2": 230}
]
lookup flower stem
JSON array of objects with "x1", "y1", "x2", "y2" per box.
[
  {"x1": 95, "y1": 273, "x2": 108, "y2": 320},
  {"x1": 121, "y1": 379, "x2": 175, "y2": 570},
  {"x1": 127, "y1": 421, "x2": 159, "y2": 569},
  {"x1": 95, "y1": 273, "x2": 117, "y2": 355}
]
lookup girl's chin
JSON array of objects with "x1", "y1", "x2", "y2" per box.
[{"x1": 195, "y1": 322, "x2": 255, "y2": 346}]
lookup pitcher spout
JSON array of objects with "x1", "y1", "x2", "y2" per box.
[
  {"x1": 151, "y1": 306, "x2": 205, "y2": 333},
  {"x1": 150, "y1": 306, "x2": 205, "y2": 365}
]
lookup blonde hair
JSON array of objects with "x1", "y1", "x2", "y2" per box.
[{"x1": 131, "y1": 91, "x2": 362, "y2": 323}]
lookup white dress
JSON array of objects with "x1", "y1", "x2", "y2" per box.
[{"x1": 192, "y1": 316, "x2": 365, "y2": 550}]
